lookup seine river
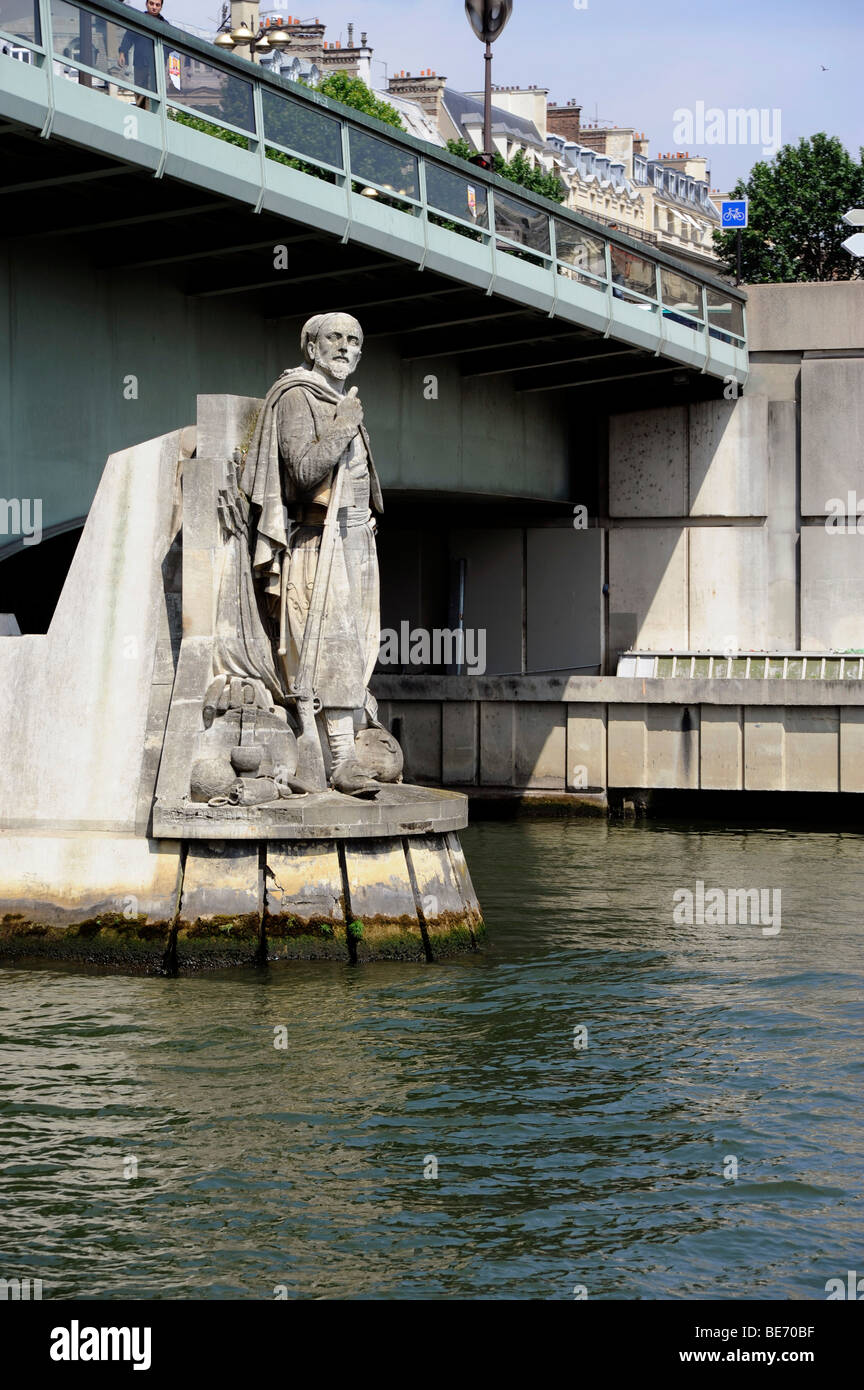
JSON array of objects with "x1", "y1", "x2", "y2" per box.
[{"x1": 2, "y1": 820, "x2": 862, "y2": 1301}]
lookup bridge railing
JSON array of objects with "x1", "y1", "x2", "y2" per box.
[{"x1": 0, "y1": 0, "x2": 747, "y2": 350}]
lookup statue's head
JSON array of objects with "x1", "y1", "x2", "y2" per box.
[{"x1": 301, "y1": 312, "x2": 363, "y2": 384}]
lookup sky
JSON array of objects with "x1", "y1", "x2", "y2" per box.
[{"x1": 161, "y1": 0, "x2": 863, "y2": 191}]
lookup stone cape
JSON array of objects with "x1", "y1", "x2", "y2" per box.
[{"x1": 240, "y1": 366, "x2": 383, "y2": 610}]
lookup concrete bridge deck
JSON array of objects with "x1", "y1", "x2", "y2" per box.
[{"x1": 0, "y1": 0, "x2": 746, "y2": 408}]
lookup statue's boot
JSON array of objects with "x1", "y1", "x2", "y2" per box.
[
  {"x1": 330, "y1": 756, "x2": 381, "y2": 798},
  {"x1": 274, "y1": 771, "x2": 319, "y2": 796}
]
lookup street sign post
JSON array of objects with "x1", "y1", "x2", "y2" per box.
[
  {"x1": 842, "y1": 208, "x2": 864, "y2": 228},
  {"x1": 721, "y1": 199, "x2": 748, "y2": 228},
  {"x1": 721, "y1": 200, "x2": 748, "y2": 286}
]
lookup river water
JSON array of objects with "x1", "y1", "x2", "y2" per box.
[{"x1": 2, "y1": 819, "x2": 862, "y2": 1300}]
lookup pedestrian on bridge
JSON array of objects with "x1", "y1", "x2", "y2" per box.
[{"x1": 118, "y1": 0, "x2": 166, "y2": 110}]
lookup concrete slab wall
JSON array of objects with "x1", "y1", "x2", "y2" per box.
[
  {"x1": 746, "y1": 282, "x2": 864, "y2": 353},
  {"x1": 689, "y1": 396, "x2": 767, "y2": 517},
  {"x1": 0, "y1": 428, "x2": 187, "y2": 932},
  {"x1": 0, "y1": 429, "x2": 183, "y2": 832},
  {"x1": 800, "y1": 530, "x2": 864, "y2": 652},
  {"x1": 452, "y1": 528, "x2": 523, "y2": 677},
  {"x1": 606, "y1": 283, "x2": 864, "y2": 664},
  {"x1": 800, "y1": 358, "x2": 864, "y2": 514},
  {"x1": 609, "y1": 526, "x2": 688, "y2": 651},
  {"x1": 609, "y1": 407, "x2": 688, "y2": 517},
  {"x1": 526, "y1": 528, "x2": 602, "y2": 673}
]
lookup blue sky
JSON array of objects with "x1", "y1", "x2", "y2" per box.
[{"x1": 162, "y1": 0, "x2": 862, "y2": 190}]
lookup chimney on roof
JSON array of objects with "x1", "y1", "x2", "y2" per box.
[
  {"x1": 347, "y1": 22, "x2": 354, "y2": 45},
  {"x1": 387, "y1": 66, "x2": 447, "y2": 124},
  {"x1": 360, "y1": 30, "x2": 367, "y2": 44}
]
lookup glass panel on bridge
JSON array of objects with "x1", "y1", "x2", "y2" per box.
[
  {"x1": 706, "y1": 285, "x2": 745, "y2": 341},
  {"x1": 50, "y1": 0, "x2": 156, "y2": 89},
  {"x1": 425, "y1": 162, "x2": 489, "y2": 230},
  {"x1": 349, "y1": 126, "x2": 419, "y2": 200},
  {"x1": 554, "y1": 220, "x2": 606, "y2": 289},
  {"x1": 0, "y1": 0, "x2": 40, "y2": 44},
  {"x1": 262, "y1": 88, "x2": 343, "y2": 169},
  {"x1": 167, "y1": 50, "x2": 254, "y2": 132},
  {"x1": 609, "y1": 244, "x2": 657, "y2": 307},
  {"x1": 493, "y1": 190, "x2": 551, "y2": 255},
  {"x1": 660, "y1": 266, "x2": 703, "y2": 321}
]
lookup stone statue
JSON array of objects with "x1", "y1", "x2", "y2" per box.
[{"x1": 191, "y1": 312, "x2": 402, "y2": 806}]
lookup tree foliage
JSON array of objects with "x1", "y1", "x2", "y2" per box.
[
  {"x1": 712, "y1": 133, "x2": 864, "y2": 282},
  {"x1": 315, "y1": 72, "x2": 404, "y2": 130},
  {"x1": 168, "y1": 108, "x2": 249, "y2": 148},
  {"x1": 446, "y1": 137, "x2": 566, "y2": 203}
]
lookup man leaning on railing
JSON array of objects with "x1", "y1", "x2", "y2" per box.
[{"x1": 118, "y1": 0, "x2": 166, "y2": 110}]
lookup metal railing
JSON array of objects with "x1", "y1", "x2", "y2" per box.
[
  {"x1": 617, "y1": 652, "x2": 864, "y2": 680},
  {"x1": 0, "y1": 0, "x2": 747, "y2": 350}
]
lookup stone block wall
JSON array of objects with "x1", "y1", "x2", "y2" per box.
[{"x1": 374, "y1": 677, "x2": 864, "y2": 796}]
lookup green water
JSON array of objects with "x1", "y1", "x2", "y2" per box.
[{"x1": 1, "y1": 820, "x2": 862, "y2": 1299}]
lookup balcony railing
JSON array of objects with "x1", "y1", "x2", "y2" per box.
[
  {"x1": 0, "y1": 0, "x2": 747, "y2": 349},
  {"x1": 617, "y1": 652, "x2": 864, "y2": 681}
]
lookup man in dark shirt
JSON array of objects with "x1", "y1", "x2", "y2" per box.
[{"x1": 118, "y1": 0, "x2": 165, "y2": 108}]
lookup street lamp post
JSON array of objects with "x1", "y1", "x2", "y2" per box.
[
  {"x1": 464, "y1": 1, "x2": 513, "y2": 165},
  {"x1": 214, "y1": 12, "x2": 291, "y2": 64}
]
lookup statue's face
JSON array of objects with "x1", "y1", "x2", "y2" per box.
[{"x1": 309, "y1": 315, "x2": 362, "y2": 382}]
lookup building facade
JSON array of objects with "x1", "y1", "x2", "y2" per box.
[{"x1": 547, "y1": 104, "x2": 722, "y2": 266}]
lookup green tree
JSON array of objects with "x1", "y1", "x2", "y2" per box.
[
  {"x1": 713, "y1": 133, "x2": 864, "y2": 283},
  {"x1": 315, "y1": 71, "x2": 404, "y2": 130},
  {"x1": 446, "y1": 137, "x2": 566, "y2": 203}
]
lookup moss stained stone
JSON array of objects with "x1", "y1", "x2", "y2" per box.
[
  {"x1": 173, "y1": 912, "x2": 263, "y2": 971},
  {"x1": 264, "y1": 915, "x2": 348, "y2": 961},
  {"x1": 0, "y1": 914, "x2": 175, "y2": 972},
  {"x1": 0, "y1": 830, "x2": 483, "y2": 972}
]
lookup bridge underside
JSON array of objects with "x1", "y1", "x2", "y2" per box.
[{"x1": 0, "y1": 120, "x2": 732, "y2": 410}]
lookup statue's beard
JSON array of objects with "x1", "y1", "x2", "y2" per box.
[{"x1": 322, "y1": 359, "x2": 353, "y2": 381}]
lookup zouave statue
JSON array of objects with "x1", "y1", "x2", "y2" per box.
[{"x1": 190, "y1": 312, "x2": 403, "y2": 807}]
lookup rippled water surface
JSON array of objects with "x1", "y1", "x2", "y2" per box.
[{"x1": 2, "y1": 819, "x2": 863, "y2": 1300}]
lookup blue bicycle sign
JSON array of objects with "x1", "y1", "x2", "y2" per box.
[{"x1": 721, "y1": 199, "x2": 748, "y2": 228}]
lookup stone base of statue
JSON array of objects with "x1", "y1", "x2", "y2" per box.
[{"x1": 0, "y1": 396, "x2": 483, "y2": 973}]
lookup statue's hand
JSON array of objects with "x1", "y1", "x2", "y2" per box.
[{"x1": 334, "y1": 386, "x2": 363, "y2": 435}]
